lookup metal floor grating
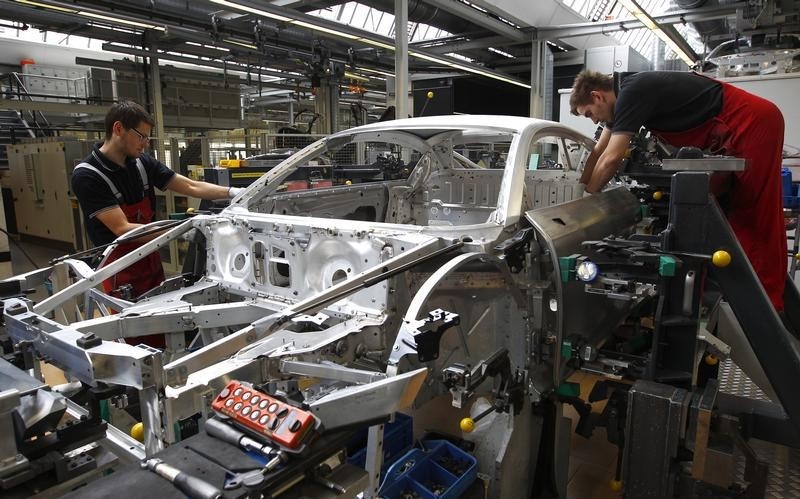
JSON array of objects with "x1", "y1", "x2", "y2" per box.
[
  {"x1": 717, "y1": 359, "x2": 799, "y2": 497},
  {"x1": 734, "y1": 439, "x2": 800, "y2": 498},
  {"x1": 717, "y1": 358, "x2": 771, "y2": 402}
]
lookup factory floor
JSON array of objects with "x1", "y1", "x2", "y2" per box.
[{"x1": 563, "y1": 371, "x2": 623, "y2": 499}]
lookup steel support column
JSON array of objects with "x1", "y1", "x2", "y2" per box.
[
  {"x1": 530, "y1": 40, "x2": 544, "y2": 119},
  {"x1": 394, "y1": 0, "x2": 409, "y2": 119}
]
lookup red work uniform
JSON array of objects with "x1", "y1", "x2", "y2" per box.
[
  {"x1": 97, "y1": 196, "x2": 164, "y2": 298},
  {"x1": 611, "y1": 72, "x2": 786, "y2": 310},
  {"x1": 73, "y1": 155, "x2": 166, "y2": 299}
]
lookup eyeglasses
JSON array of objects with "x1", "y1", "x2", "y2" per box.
[{"x1": 129, "y1": 127, "x2": 152, "y2": 143}]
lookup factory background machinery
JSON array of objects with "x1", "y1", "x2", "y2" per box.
[{"x1": 1, "y1": 1, "x2": 800, "y2": 498}]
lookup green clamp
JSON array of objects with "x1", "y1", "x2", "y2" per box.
[
  {"x1": 561, "y1": 339, "x2": 573, "y2": 360},
  {"x1": 659, "y1": 255, "x2": 677, "y2": 277},
  {"x1": 558, "y1": 254, "x2": 578, "y2": 283},
  {"x1": 556, "y1": 382, "x2": 580, "y2": 398}
]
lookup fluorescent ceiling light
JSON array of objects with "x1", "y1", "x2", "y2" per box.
[
  {"x1": 292, "y1": 20, "x2": 358, "y2": 39},
  {"x1": 358, "y1": 67, "x2": 395, "y2": 78},
  {"x1": 14, "y1": 0, "x2": 73, "y2": 13},
  {"x1": 409, "y1": 50, "x2": 530, "y2": 89},
  {"x1": 13, "y1": 0, "x2": 164, "y2": 31},
  {"x1": 344, "y1": 71, "x2": 369, "y2": 82},
  {"x1": 445, "y1": 52, "x2": 475, "y2": 63},
  {"x1": 226, "y1": 39, "x2": 258, "y2": 50},
  {"x1": 488, "y1": 47, "x2": 515, "y2": 59},
  {"x1": 78, "y1": 11, "x2": 165, "y2": 31},
  {"x1": 357, "y1": 38, "x2": 396, "y2": 51},
  {"x1": 186, "y1": 41, "x2": 230, "y2": 52},
  {"x1": 209, "y1": 0, "x2": 291, "y2": 22},
  {"x1": 618, "y1": 0, "x2": 695, "y2": 66}
]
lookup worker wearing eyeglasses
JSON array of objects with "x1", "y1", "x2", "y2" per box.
[
  {"x1": 72, "y1": 100, "x2": 243, "y2": 307},
  {"x1": 569, "y1": 70, "x2": 786, "y2": 311}
]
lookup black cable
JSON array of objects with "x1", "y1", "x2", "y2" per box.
[
  {"x1": 0, "y1": 227, "x2": 41, "y2": 270},
  {"x1": 49, "y1": 219, "x2": 186, "y2": 265}
]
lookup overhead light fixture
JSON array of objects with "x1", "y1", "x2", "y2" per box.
[
  {"x1": 186, "y1": 41, "x2": 230, "y2": 52},
  {"x1": 488, "y1": 47, "x2": 515, "y2": 59},
  {"x1": 209, "y1": 0, "x2": 291, "y2": 22},
  {"x1": 344, "y1": 71, "x2": 369, "y2": 82},
  {"x1": 13, "y1": 0, "x2": 73, "y2": 13},
  {"x1": 618, "y1": 0, "x2": 696, "y2": 67},
  {"x1": 409, "y1": 50, "x2": 531, "y2": 89},
  {"x1": 13, "y1": 0, "x2": 165, "y2": 31},
  {"x1": 357, "y1": 67, "x2": 395, "y2": 78},
  {"x1": 292, "y1": 20, "x2": 358, "y2": 40},
  {"x1": 357, "y1": 38, "x2": 397, "y2": 51},
  {"x1": 225, "y1": 39, "x2": 259, "y2": 50},
  {"x1": 78, "y1": 11, "x2": 165, "y2": 31}
]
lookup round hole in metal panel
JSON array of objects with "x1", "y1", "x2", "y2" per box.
[{"x1": 332, "y1": 269, "x2": 347, "y2": 285}]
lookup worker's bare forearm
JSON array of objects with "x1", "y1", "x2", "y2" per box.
[
  {"x1": 585, "y1": 133, "x2": 630, "y2": 193},
  {"x1": 167, "y1": 174, "x2": 230, "y2": 200},
  {"x1": 581, "y1": 149, "x2": 601, "y2": 184},
  {"x1": 586, "y1": 160, "x2": 617, "y2": 193}
]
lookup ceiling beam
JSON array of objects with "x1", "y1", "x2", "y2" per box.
[
  {"x1": 420, "y1": 0, "x2": 527, "y2": 42},
  {"x1": 534, "y1": 3, "x2": 743, "y2": 40},
  {"x1": 411, "y1": 35, "x2": 510, "y2": 54}
]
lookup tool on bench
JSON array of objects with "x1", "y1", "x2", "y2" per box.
[
  {"x1": 186, "y1": 444, "x2": 267, "y2": 491},
  {"x1": 141, "y1": 458, "x2": 224, "y2": 499},
  {"x1": 222, "y1": 451, "x2": 288, "y2": 491},
  {"x1": 205, "y1": 417, "x2": 276, "y2": 459}
]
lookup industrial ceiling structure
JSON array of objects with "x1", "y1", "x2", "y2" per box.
[{"x1": 0, "y1": 0, "x2": 798, "y2": 127}]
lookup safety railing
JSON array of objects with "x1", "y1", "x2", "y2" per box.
[{"x1": 1, "y1": 72, "x2": 54, "y2": 138}]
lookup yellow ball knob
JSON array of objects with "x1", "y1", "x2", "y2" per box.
[
  {"x1": 345, "y1": 179, "x2": 352, "y2": 185},
  {"x1": 711, "y1": 250, "x2": 731, "y2": 268},
  {"x1": 460, "y1": 417, "x2": 475, "y2": 433},
  {"x1": 652, "y1": 191, "x2": 663, "y2": 201},
  {"x1": 610, "y1": 479, "x2": 623, "y2": 492},
  {"x1": 426, "y1": 91, "x2": 434, "y2": 99},
  {"x1": 130, "y1": 422, "x2": 144, "y2": 442},
  {"x1": 705, "y1": 353, "x2": 718, "y2": 366},
  {"x1": 186, "y1": 207, "x2": 195, "y2": 214},
  {"x1": 795, "y1": 253, "x2": 800, "y2": 261}
]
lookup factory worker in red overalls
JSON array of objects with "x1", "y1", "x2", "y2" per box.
[
  {"x1": 72, "y1": 101, "x2": 242, "y2": 343},
  {"x1": 569, "y1": 70, "x2": 786, "y2": 310}
]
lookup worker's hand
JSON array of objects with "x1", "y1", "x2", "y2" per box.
[{"x1": 228, "y1": 187, "x2": 244, "y2": 198}]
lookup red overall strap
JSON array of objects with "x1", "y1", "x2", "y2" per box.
[
  {"x1": 99, "y1": 196, "x2": 165, "y2": 298},
  {"x1": 652, "y1": 81, "x2": 786, "y2": 310},
  {"x1": 98, "y1": 196, "x2": 166, "y2": 348}
]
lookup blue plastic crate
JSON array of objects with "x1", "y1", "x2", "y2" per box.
[
  {"x1": 783, "y1": 168, "x2": 793, "y2": 197},
  {"x1": 783, "y1": 169, "x2": 800, "y2": 209},
  {"x1": 348, "y1": 412, "x2": 413, "y2": 474},
  {"x1": 379, "y1": 440, "x2": 477, "y2": 499}
]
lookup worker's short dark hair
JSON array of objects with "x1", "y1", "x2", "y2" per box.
[
  {"x1": 569, "y1": 70, "x2": 613, "y2": 115},
  {"x1": 104, "y1": 100, "x2": 155, "y2": 139}
]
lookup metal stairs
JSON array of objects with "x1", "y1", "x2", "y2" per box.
[{"x1": 1, "y1": 73, "x2": 54, "y2": 169}]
